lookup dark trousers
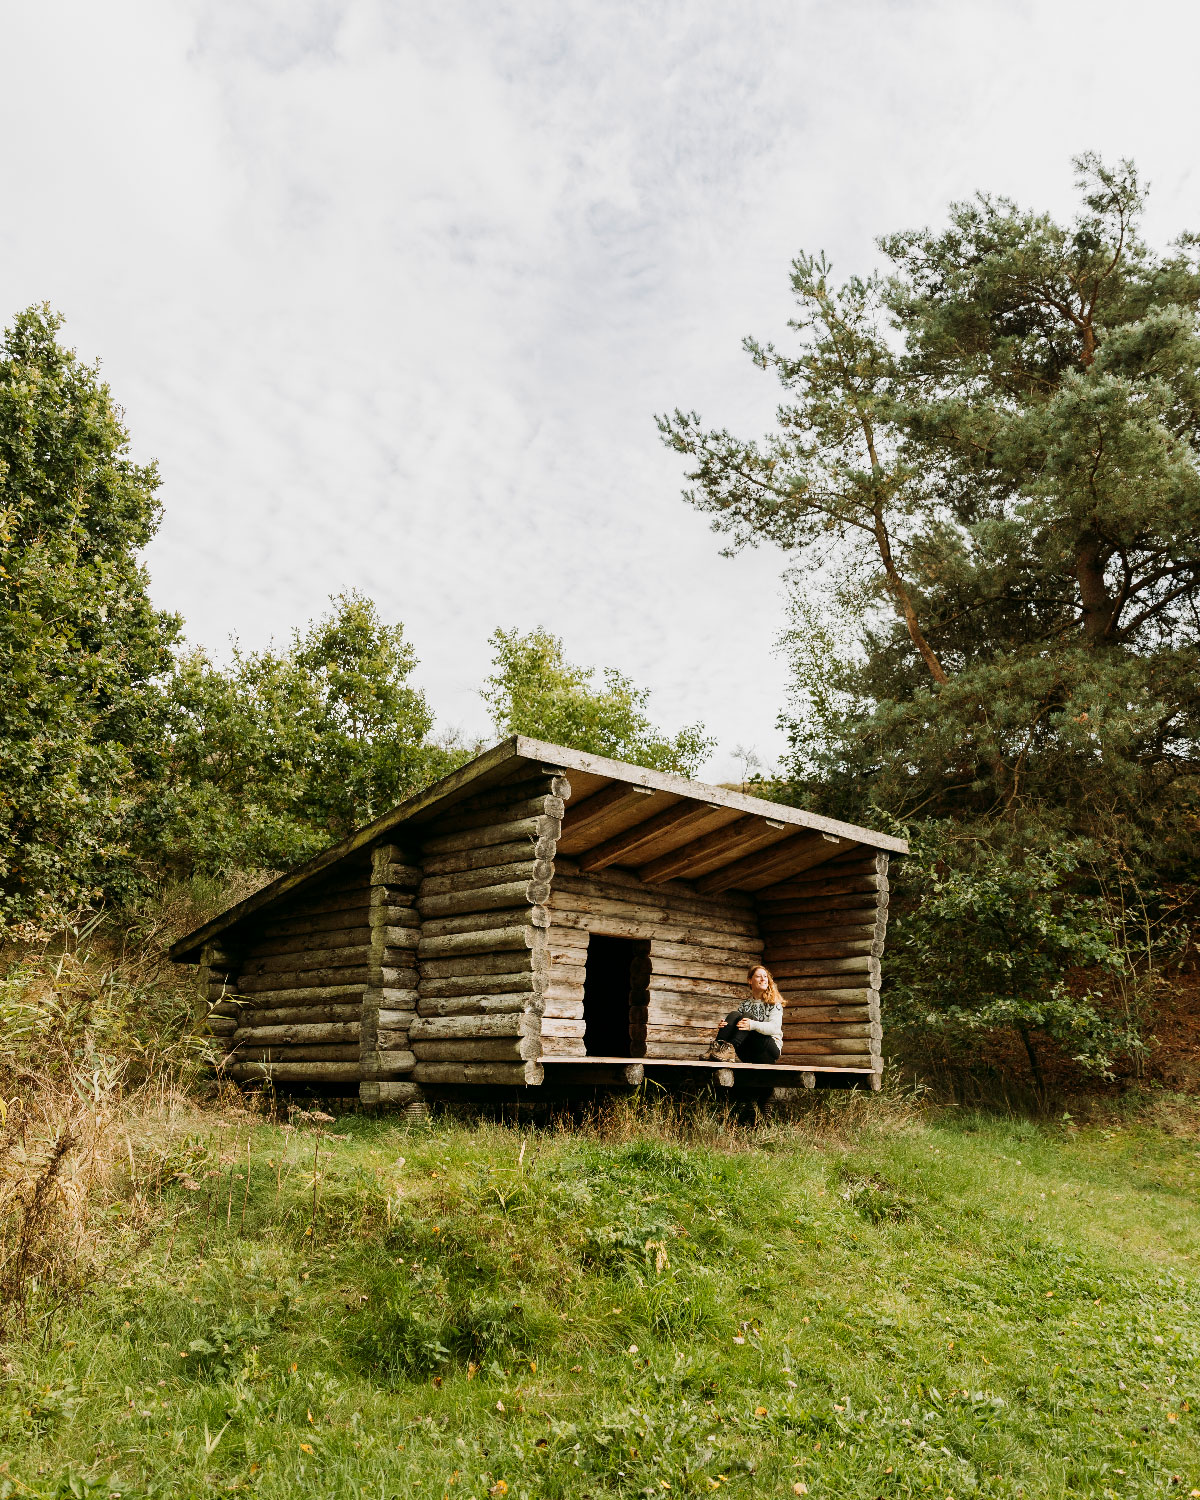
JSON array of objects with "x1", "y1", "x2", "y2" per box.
[{"x1": 716, "y1": 1010, "x2": 781, "y2": 1065}]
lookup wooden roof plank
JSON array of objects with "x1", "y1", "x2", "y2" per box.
[
  {"x1": 556, "y1": 782, "x2": 660, "y2": 849},
  {"x1": 697, "y1": 833, "x2": 853, "y2": 894},
  {"x1": 638, "y1": 817, "x2": 794, "y2": 885},
  {"x1": 579, "y1": 801, "x2": 732, "y2": 873},
  {"x1": 516, "y1": 737, "x2": 908, "y2": 853}
]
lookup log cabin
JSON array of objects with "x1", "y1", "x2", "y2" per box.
[{"x1": 170, "y1": 736, "x2": 907, "y2": 1105}]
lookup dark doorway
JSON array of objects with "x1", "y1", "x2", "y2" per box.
[{"x1": 583, "y1": 936, "x2": 647, "y2": 1057}]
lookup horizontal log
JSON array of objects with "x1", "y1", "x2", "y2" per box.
[
  {"x1": 760, "y1": 873, "x2": 886, "y2": 900},
  {"x1": 206, "y1": 1017, "x2": 237, "y2": 1036},
  {"x1": 370, "y1": 862, "x2": 422, "y2": 889},
  {"x1": 232, "y1": 1021, "x2": 360, "y2": 1046},
  {"x1": 361, "y1": 1049, "x2": 417, "y2": 1075},
  {"x1": 412, "y1": 1060, "x2": 544, "y2": 1086},
  {"x1": 242, "y1": 945, "x2": 373, "y2": 976},
  {"x1": 417, "y1": 993, "x2": 539, "y2": 1017},
  {"x1": 260, "y1": 906, "x2": 417, "y2": 941},
  {"x1": 540, "y1": 1017, "x2": 586, "y2": 1038},
  {"x1": 228, "y1": 1061, "x2": 361, "y2": 1081},
  {"x1": 547, "y1": 962, "x2": 585, "y2": 987},
  {"x1": 225, "y1": 980, "x2": 364, "y2": 1005},
  {"x1": 758, "y1": 893, "x2": 887, "y2": 918},
  {"x1": 429, "y1": 794, "x2": 564, "y2": 836},
  {"x1": 642, "y1": 1020, "x2": 722, "y2": 1043},
  {"x1": 418, "y1": 971, "x2": 544, "y2": 999},
  {"x1": 377, "y1": 1008, "x2": 417, "y2": 1029},
  {"x1": 418, "y1": 925, "x2": 545, "y2": 960},
  {"x1": 234, "y1": 1045, "x2": 360, "y2": 1062},
  {"x1": 757, "y1": 908, "x2": 886, "y2": 938},
  {"x1": 776, "y1": 1053, "x2": 877, "y2": 1070},
  {"x1": 361, "y1": 1050, "x2": 417, "y2": 1074},
  {"x1": 776, "y1": 1037, "x2": 875, "y2": 1055},
  {"x1": 783, "y1": 1022, "x2": 880, "y2": 1040},
  {"x1": 772, "y1": 968, "x2": 880, "y2": 989},
  {"x1": 422, "y1": 814, "x2": 562, "y2": 857},
  {"x1": 420, "y1": 950, "x2": 546, "y2": 980},
  {"x1": 547, "y1": 908, "x2": 762, "y2": 950},
  {"x1": 362, "y1": 984, "x2": 419, "y2": 1008},
  {"x1": 641, "y1": 1010, "x2": 720, "y2": 1033},
  {"x1": 419, "y1": 882, "x2": 551, "y2": 920},
  {"x1": 419, "y1": 859, "x2": 552, "y2": 897},
  {"x1": 760, "y1": 914, "x2": 882, "y2": 937},
  {"x1": 551, "y1": 874, "x2": 758, "y2": 924},
  {"x1": 440, "y1": 772, "x2": 566, "y2": 818},
  {"x1": 647, "y1": 975, "x2": 746, "y2": 999},
  {"x1": 410, "y1": 1012, "x2": 539, "y2": 1040},
  {"x1": 542, "y1": 998, "x2": 585, "y2": 1021},
  {"x1": 275, "y1": 885, "x2": 374, "y2": 920},
  {"x1": 778, "y1": 984, "x2": 878, "y2": 1003},
  {"x1": 377, "y1": 1025, "x2": 415, "y2": 1046},
  {"x1": 420, "y1": 906, "x2": 550, "y2": 939},
  {"x1": 208, "y1": 1000, "x2": 240, "y2": 1017},
  {"x1": 781, "y1": 852, "x2": 885, "y2": 883},
  {"x1": 781, "y1": 1003, "x2": 873, "y2": 1023},
  {"x1": 548, "y1": 943, "x2": 589, "y2": 965},
  {"x1": 422, "y1": 837, "x2": 559, "y2": 876},
  {"x1": 631, "y1": 998, "x2": 717, "y2": 1025},
  {"x1": 538, "y1": 1037, "x2": 587, "y2": 1057},
  {"x1": 650, "y1": 938, "x2": 764, "y2": 968},
  {"x1": 642, "y1": 1040, "x2": 709, "y2": 1059},
  {"x1": 247, "y1": 926, "x2": 372, "y2": 959},
  {"x1": 412, "y1": 1036, "x2": 542, "y2": 1062},
  {"x1": 359, "y1": 1080, "x2": 423, "y2": 1104},
  {"x1": 767, "y1": 954, "x2": 877, "y2": 978},
  {"x1": 762, "y1": 938, "x2": 880, "y2": 962},
  {"x1": 238, "y1": 968, "x2": 372, "y2": 993},
  {"x1": 645, "y1": 955, "x2": 762, "y2": 985},
  {"x1": 540, "y1": 1059, "x2": 646, "y2": 1081},
  {"x1": 239, "y1": 1003, "x2": 362, "y2": 1027}
]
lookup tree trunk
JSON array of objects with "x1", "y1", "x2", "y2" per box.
[{"x1": 1076, "y1": 531, "x2": 1116, "y2": 640}]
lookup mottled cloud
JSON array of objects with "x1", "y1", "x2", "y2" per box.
[{"x1": 1, "y1": 0, "x2": 1196, "y2": 774}]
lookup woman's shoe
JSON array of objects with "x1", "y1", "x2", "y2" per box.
[{"x1": 706, "y1": 1040, "x2": 737, "y2": 1063}]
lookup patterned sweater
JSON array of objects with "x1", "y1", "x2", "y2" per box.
[{"x1": 734, "y1": 998, "x2": 783, "y2": 1045}]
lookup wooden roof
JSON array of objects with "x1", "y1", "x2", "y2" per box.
[{"x1": 171, "y1": 736, "x2": 907, "y2": 961}]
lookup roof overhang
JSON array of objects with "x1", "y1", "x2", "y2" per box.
[{"x1": 170, "y1": 736, "x2": 906, "y2": 962}]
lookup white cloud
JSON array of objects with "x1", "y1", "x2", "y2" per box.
[{"x1": 2, "y1": 0, "x2": 1197, "y2": 778}]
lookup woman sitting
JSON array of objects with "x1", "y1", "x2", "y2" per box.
[{"x1": 707, "y1": 964, "x2": 783, "y2": 1064}]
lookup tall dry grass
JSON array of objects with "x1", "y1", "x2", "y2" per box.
[{"x1": 0, "y1": 875, "x2": 263, "y2": 1333}]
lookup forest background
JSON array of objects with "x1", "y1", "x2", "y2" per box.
[{"x1": 2, "y1": 156, "x2": 1197, "y2": 1098}]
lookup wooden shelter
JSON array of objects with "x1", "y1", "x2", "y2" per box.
[{"x1": 170, "y1": 737, "x2": 907, "y2": 1103}]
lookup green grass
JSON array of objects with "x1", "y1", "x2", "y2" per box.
[{"x1": 3, "y1": 1092, "x2": 1199, "y2": 1499}]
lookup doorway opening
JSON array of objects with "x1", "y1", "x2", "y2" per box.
[{"x1": 583, "y1": 936, "x2": 648, "y2": 1057}]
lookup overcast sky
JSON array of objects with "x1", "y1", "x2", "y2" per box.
[{"x1": 2, "y1": 1, "x2": 1197, "y2": 778}]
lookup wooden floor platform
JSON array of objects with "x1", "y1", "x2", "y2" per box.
[{"x1": 539, "y1": 1056, "x2": 877, "y2": 1089}]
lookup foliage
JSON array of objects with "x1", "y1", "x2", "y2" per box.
[
  {"x1": 3, "y1": 1102, "x2": 1200, "y2": 1496},
  {"x1": 660, "y1": 157, "x2": 1200, "y2": 872},
  {"x1": 0, "y1": 306, "x2": 180, "y2": 936},
  {"x1": 885, "y1": 830, "x2": 1145, "y2": 1086},
  {"x1": 483, "y1": 625, "x2": 713, "y2": 775},
  {"x1": 135, "y1": 592, "x2": 466, "y2": 879}
]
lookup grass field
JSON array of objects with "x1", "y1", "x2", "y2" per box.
[{"x1": 3, "y1": 1088, "x2": 1199, "y2": 1499}]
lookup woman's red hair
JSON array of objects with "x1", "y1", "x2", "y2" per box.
[{"x1": 747, "y1": 964, "x2": 784, "y2": 1007}]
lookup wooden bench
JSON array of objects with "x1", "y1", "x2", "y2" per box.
[{"x1": 540, "y1": 1055, "x2": 877, "y2": 1089}]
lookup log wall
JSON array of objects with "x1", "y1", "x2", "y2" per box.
[
  {"x1": 193, "y1": 773, "x2": 890, "y2": 1090},
  {"x1": 411, "y1": 770, "x2": 569, "y2": 1088},
  {"x1": 546, "y1": 861, "x2": 764, "y2": 1059},
  {"x1": 210, "y1": 858, "x2": 401, "y2": 1085},
  {"x1": 756, "y1": 847, "x2": 887, "y2": 1075}
]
